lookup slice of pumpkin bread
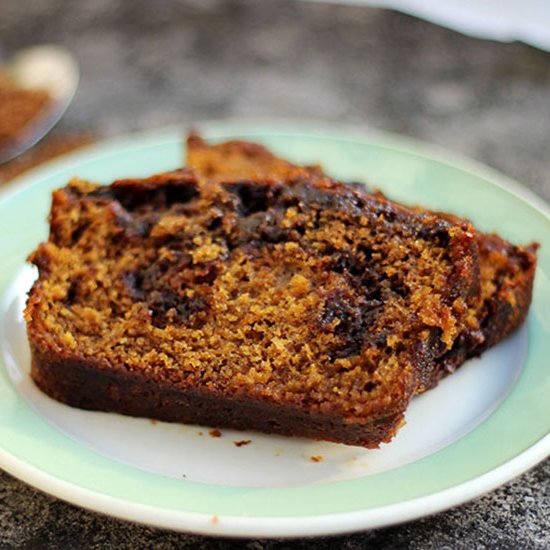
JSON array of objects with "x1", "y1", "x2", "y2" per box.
[
  {"x1": 186, "y1": 135, "x2": 538, "y2": 393},
  {"x1": 26, "y1": 160, "x2": 479, "y2": 447}
]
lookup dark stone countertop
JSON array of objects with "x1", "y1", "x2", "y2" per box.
[{"x1": 1, "y1": 1, "x2": 549, "y2": 548}]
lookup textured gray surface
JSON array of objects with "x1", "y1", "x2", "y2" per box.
[{"x1": 1, "y1": 1, "x2": 549, "y2": 548}]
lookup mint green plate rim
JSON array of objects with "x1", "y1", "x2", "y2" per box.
[{"x1": 1, "y1": 119, "x2": 549, "y2": 538}]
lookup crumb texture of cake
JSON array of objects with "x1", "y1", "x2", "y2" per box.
[{"x1": 25, "y1": 135, "x2": 537, "y2": 448}]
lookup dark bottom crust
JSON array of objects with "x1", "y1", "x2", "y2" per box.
[{"x1": 30, "y1": 344, "x2": 405, "y2": 448}]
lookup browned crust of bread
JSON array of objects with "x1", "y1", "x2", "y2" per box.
[
  {"x1": 435, "y1": 234, "x2": 538, "y2": 382},
  {"x1": 30, "y1": 343, "x2": 405, "y2": 447},
  {"x1": 475, "y1": 234, "x2": 537, "y2": 348}
]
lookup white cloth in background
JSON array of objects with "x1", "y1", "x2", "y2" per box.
[{"x1": 306, "y1": 0, "x2": 550, "y2": 51}]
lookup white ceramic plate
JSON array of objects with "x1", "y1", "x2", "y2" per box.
[{"x1": 1, "y1": 120, "x2": 549, "y2": 537}]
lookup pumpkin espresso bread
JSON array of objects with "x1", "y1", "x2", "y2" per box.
[{"x1": 25, "y1": 135, "x2": 537, "y2": 447}]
